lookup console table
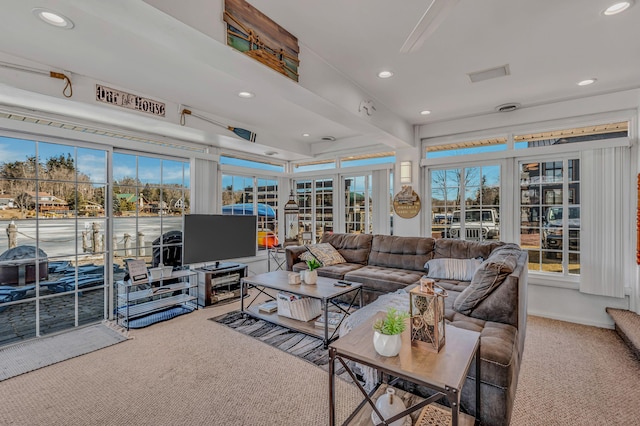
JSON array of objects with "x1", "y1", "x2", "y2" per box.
[{"x1": 329, "y1": 312, "x2": 481, "y2": 426}]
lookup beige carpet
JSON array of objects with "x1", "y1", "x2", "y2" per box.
[
  {"x1": 0, "y1": 301, "x2": 639, "y2": 425},
  {"x1": 511, "y1": 316, "x2": 640, "y2": 426}
]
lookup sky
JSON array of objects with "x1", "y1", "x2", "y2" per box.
[{"x1": 1, "y1": 137, "x2": 188, "y2": 186}]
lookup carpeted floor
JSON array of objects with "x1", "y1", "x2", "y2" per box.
[
  {"x1": 0, "y1": 301, "x2": 639, "y2": 425},
  {"x1": 0, "y1": 322, "x2": 128, "y2": 381}
]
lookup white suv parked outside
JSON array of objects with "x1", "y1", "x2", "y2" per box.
[{"x1": 447, "y1": 209, "x2": 500, "y2": 240}]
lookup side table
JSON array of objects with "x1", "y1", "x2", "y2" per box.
[
  {"x1": 267, "y1": 247, "x2": 287, "y2": 271},
  {"x1": 329, "y1": 312, "x2": 480, "y2": 426}
]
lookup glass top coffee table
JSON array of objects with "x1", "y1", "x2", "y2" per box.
[
  {"x1": 241, "y1": 270, "x2": 363, "y2": 348},
  {"x1": 329, "y1": 312, "x2": 481, "y2": 426}
]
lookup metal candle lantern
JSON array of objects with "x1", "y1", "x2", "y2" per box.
[
  {"x1": 283, "y1": 190, "x2": 300, "y2": 246},
  {"x1": 409, "y1": 277, "x2": 448, "y2": 352}
]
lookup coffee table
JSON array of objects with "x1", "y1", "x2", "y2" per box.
[
  {"x1": 240, "y1": 270, "x2": 363, "y2": 348},
  {"x1": 329, "y1": 312, "x2": 481, "y2": 426}
]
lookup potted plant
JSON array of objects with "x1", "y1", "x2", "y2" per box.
[
  {"x1": 304, "y1": 258, "x2": 321, "y2": 284},
  {"x1": 372, "y1": 308, "x2": 409, "y2": 356}
]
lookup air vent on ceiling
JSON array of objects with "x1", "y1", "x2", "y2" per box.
[
  {"x1": 495, "y1": 103, "x2": 521, "y2": 113},
  {"x1": 468, "y1": 64, "x2": 510, "y2": 83},
  {"x1": 321, "y1": 136, "x2": 336, "y2": 141}
]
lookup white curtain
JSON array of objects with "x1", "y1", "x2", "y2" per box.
[{"x1": 580, "y1": 147, "x2": 628, "y2": 298}]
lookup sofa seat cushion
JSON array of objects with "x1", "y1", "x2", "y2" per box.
[
  {"x1": 448, "y1": 312, "x2": 518, "y2": 389},
  {"x1": 345, "y1": 265, "x2": 422, "y2": 293},
  {"x1": 291, "y1": 261, "x2": 364, "y2": 280}
]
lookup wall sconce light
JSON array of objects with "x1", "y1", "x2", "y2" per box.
[{"x1": 400, "y1": 161, "x2": 412, "y2": 184}]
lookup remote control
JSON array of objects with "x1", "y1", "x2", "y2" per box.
[
  {"x1": 336, "y1": 281, "x2": 352, "y2": 286},
  {"x1": 334, "y1": 282, "x2": 348, "y2": 287}
]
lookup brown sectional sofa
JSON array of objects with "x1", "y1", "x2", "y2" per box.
[{"x1": 286, "y1": 232, "x2": 528, "y2": 426}]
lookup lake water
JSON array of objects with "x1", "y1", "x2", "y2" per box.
[{"x1": 0, "y1": 217, "x2": 183, "y2": 259}]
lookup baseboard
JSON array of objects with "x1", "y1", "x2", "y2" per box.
[{"x1": 527, "y1": 309, "x2": 615, "y2": 329}]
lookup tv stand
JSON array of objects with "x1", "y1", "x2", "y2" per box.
[
  {"x1": 196, "y1": 263, "x2": 248, "y2": 306},
  {"x1": 202, "y1": 262, "x2": 241, "y2": 272}
]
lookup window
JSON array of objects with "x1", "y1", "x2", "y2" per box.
[
  {"x1": 296, "y1": 178, "x2": 333, "y2": 243},
  {"x1": 514, "y1": 122, "x2": 628, "y2": 149},
  {"x1": 221, "y1": 174, "x2": 278, "y2": 249},
  {"x1": 426, "y1": 137, "x2": 506, "y2": 159},
  {"x1": 340, "y1": 152, "x2": 395, "y2": 168},
  {"x1": 0, "y1": 138, "x2": 108, "y2": 343},
  {"x1": 430, "y1": 165, "x2": 500, "y2": 241},
  {"x1": 520, "y1": 158, "x2": 580, "y2": 275},
  {"x1": 112, "y1": 153, "x2": 190, "y2": 273},
  {"x1": 344, "y1": 175, "x2": 372, "y2": 234},
  {"x1": 220, "y1": 155, "x2": 284, "y2": 172},
  {"x1": 293, "y1": 160, "x2": 336, "y2": 173}
]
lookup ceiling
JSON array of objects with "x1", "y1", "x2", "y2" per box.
[{"x1": 0, "y1": 0, "x2": 639, "y2": 161}]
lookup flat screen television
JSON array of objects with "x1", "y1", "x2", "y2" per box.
[{"x1": 182, "y1": 214, "x2": 257, "y2": 266}]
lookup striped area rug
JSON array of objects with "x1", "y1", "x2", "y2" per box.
[{"x1": 210, "y1": 310, "x2": 352, "y2": 378}]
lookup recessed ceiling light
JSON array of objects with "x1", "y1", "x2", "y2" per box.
[
  {"x1": 237, "y1": 91, "x2": 255, "y2": 98},
  {"x1": 32, "y1": 8, "x2": 74, "y2": 29},
  {"x1": 603, "y1": 1, "x2": 633, "y2": 15},
  {"x1": 577, "y1": 78, "x2": 597, "y2": 86},
  {"x1": 420, "y1": 110, "x2": 432, "y2": 115},
  {"x1": 377, "y1": 70, "x2": 394, "y2": 79},
  {"x1": 302, "y1": 133, "x2": 310, "y2": 137}
]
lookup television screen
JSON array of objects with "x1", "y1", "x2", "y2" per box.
[{"x1": 182, "y1": 214, "x2": 257, "y2": 265}]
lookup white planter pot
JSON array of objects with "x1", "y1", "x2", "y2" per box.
[
  {"x1": 304, "y1": 269, "x2": 318, "y2": 284},
  {"x1": 373, "y1": 331, "x2": 402, "y2": 357}
]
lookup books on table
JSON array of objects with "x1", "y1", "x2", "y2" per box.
[
  {"x1": 314, "y1": 311, "x2": 346, "y2": 330},
  {"x1": 258, "y1": 300, "x2": 278, "y2": 313}
]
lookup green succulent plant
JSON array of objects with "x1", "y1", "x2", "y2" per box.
[
  {"x1": 305, "y1": 258, "x2": 322, "y2": 271},
  {"x1": 373, "y1": 308, "x2": 410, "y2": 335}
]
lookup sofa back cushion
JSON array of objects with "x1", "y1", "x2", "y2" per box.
[
  {"x1": 452, "y1": 243, "x2": 522, "y2": 316},
  {"x1": 368, "y1": 235, "x2": 435, "y2": 271},
  {"x1": 434, "y1": 238, "x2": 503, "y2": 260},
  {"x1": 321, "y1": 232, "x2": 373, "y2": 265}
]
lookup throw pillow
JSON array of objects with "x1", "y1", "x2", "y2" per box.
[
  {"x1": 424, "y1": 258, "x2": 482, "y2": 281},
  {"x1": 453, "y1": 250, "x2": 520, "y2": 315},
  {"x1": 299, "y1": 250, "x2": 316, "y2": 263},
  {"x1": 306, "y1": 243, "x2": 346, "y2": 266}
]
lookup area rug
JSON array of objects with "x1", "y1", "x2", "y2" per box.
[
  {"x1": 211, "y1": 310, "x2": 357, "y2": 379},
  {"x1": 0, "y1": 322, "x2": 128, "y2": 381}
]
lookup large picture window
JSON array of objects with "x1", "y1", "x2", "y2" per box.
[
  {"x1": 344, "y1": 175, "x2": 372, "y2": 234},
  {"x1": 112, "y1": 152, "x2": 190, "y2": 273},
  {"x1": 430, "y1": 165, "x2": 500, "y2": 241},
  {"x1": 296, "y1": 178, "x2": 333, "y2": 243},
  {"x1": 0, "y1": 138, "x2": 108, "y2": 344},
  {"x1": 520, "y1": 158, "x2": 580, "y2": 275},
  {"x1": 221, "y1": 174, "x2": 278, "y2": 249}
]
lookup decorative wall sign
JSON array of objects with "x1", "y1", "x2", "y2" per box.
[
  {"x1": 95, "y1": 84, "x2": 165, "y2": 117},
  {"x1": 393, "y1": 185, "x2": 421, "y2": 219},
  {"x1": 224, "y1": 0, "x2": 300, "y2": 82}
]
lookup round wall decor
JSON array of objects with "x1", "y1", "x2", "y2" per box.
[{"x1": 393, "y1": 186, "x2": 421, "y2": 219}]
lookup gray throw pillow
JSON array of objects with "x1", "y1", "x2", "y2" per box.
[
  {"x1": 424, "y1": 258, "x2": 482, "y2": 281},
  {"x1": 453, "y1": 249, "x2": 519, "y2": 315}
]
